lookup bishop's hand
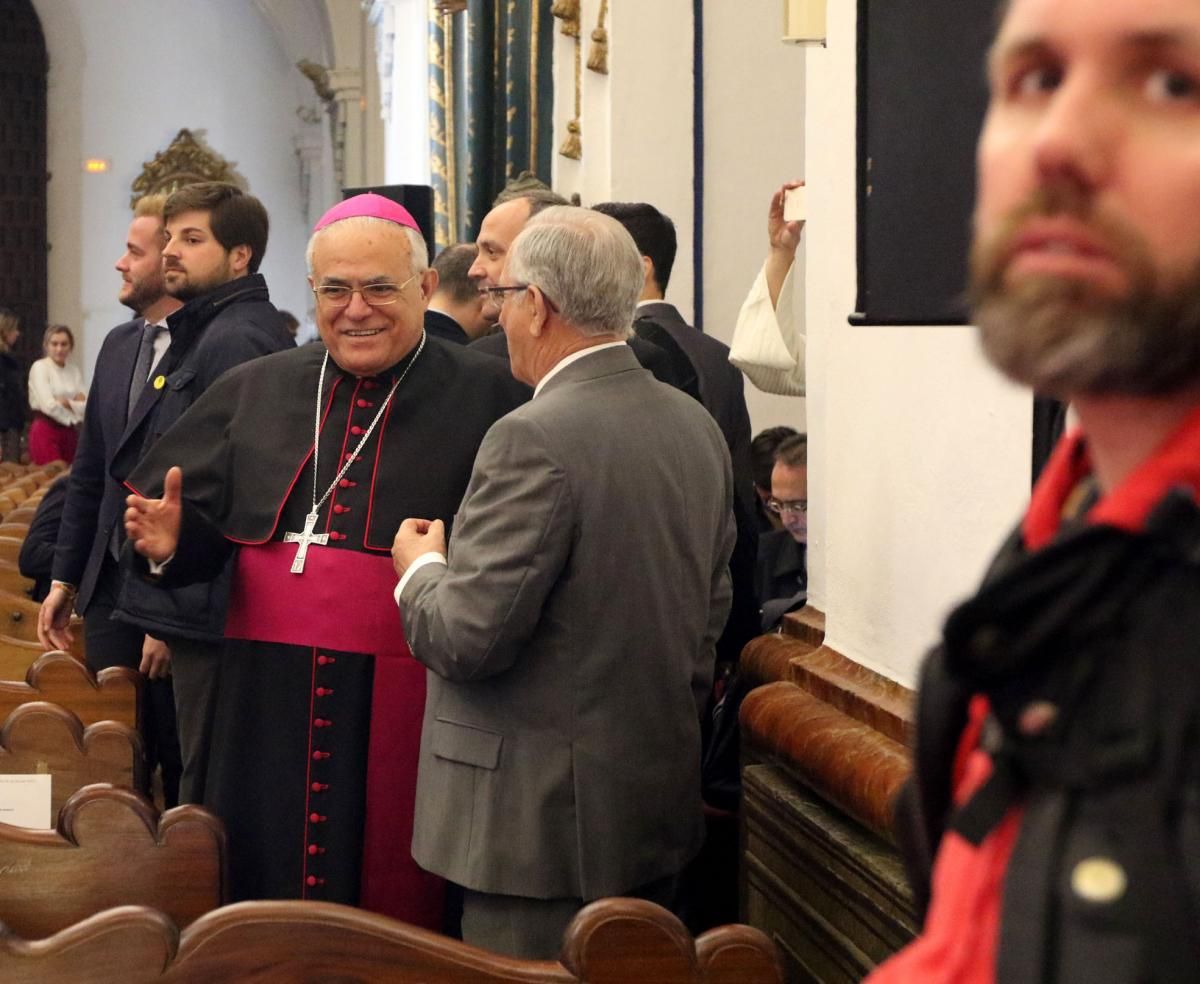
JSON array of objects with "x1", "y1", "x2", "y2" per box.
[{"x1": 125, "y1": 466, "x2": 183, "y2": 564}]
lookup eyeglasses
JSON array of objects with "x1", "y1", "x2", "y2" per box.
[
  {"x1": 312, "y1": 271, "x2": 421, "y2": 308},
  {"x1": 766, "y1": 497, "x2": 807, "y2": 515},
  {"x1": 482, "y1": 283, "x2": 530, "y2": 306}
]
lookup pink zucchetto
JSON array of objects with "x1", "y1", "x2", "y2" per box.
[{"x1": 313, "y1": 193, "x2": 421, "y2": 233}]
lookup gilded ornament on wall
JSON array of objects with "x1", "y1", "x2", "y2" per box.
[{"x1": 129, "y1": 129, "x2": 243, "y2": 209}]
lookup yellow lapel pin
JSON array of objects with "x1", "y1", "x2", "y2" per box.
[{"x1": 153, "y1": 375, "x2": 167, "y2": 390}]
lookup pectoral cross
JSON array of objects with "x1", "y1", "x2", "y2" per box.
[{"x1": 284, "y1": 511, "x2": 329, "y2": 574}]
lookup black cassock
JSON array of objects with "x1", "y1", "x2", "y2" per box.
[{"x1": 126, "y1": 338, "x2": 526, "y2": 926}]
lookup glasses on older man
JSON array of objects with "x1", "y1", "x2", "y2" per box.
[
  {"x1": 312, "y1": 270, "x2": 421, "y2": 308},
  {"x1": 482, "y1": 284, "x2": 529, "y2": 306},
  {"x1": 766, "y1": 497, "x2": 807, "y2": 515}
]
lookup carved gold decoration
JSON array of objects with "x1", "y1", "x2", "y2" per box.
[
  {"x1": 559, "y1": 120, "x2": 581, "y2": 161},
  {"x1": 432, "y1": 0, "x2": 467, "y2": 11},
  {"x1": 559, "y1": 14, "x2": 583, "y2": 161},
  {"x1": 551, "y1": 0, "x2": 580, "y2": 38},
  {"x1": 587, "y1": 0, "x2": 609, "y2": 74},
  {"x1": 129, "y1": 129, "x2": 242, "y2": 209}
]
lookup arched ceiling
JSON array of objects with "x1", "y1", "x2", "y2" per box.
[{"x1": 251, "y1": 0, "x2": 335, "y2": 66}]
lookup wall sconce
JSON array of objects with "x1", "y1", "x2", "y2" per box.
[{"x1": 783, "y1": 0, "x2": 826, "y2": 46}]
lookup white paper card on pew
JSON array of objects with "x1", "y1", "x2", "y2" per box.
[{"x1": 0, "y1": 775, "x2": 51, "y2": 829}]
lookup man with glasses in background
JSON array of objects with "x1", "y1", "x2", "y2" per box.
[
  {"x1": 756, "y1": 433, "x2": 807, "y2": 631},
  {"x1": 119, "y1": 193, "x2": 525, "y2": 928}
]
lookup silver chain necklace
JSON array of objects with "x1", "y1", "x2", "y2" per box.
[{"x1": 282, "y1": 333, "x2": 426, "y2": 573}]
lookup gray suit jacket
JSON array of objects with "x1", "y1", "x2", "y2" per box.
[{"x1": 399, "y1": 345, "x2": 735, "y2": 900}]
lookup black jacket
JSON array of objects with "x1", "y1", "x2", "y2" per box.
[
  {"x1": 0, "y1": 351, "x2": 24, "y2": 431},
  {"x1": 895, "y1": 495, "x2": 1200, "y2": 983},
  {"x1": 18, "y1": 474, "x2": 68, "y2": 601}
]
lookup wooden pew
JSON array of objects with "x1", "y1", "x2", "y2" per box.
[
  {"x1": 0, "y1": 897, "x2": 783, "y2": 983},
  {"x1": 0, "y1": 703, "x2": 145, "y2": 819},
  {"x1": 0, "y1": 653, "x2": 139, "y2": 731},
  {"x1": 0, "y1": 641, "x2": 80, "y2": 684},
  {"x1": 0, "y1": 784, "x2": 225, "y2": 939},
  {"x1": 0, "y1": 536, "x2": 24, "y2": 565},
  {"x1": 0, "y1": 561, "x2": 33, "y2": 598},
  {"x1": 0, "y1": 523, "x2": 29, "y2": 539}
]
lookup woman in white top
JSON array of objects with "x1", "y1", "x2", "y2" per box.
[{"x1": 28, "y1": 324, "x2": 86, "y2": 465}]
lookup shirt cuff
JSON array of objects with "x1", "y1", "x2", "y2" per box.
[
  {"x1": 147, "y1": 552, "x2": 176, "y2": 576},
  {"x1": 393, "y1": 552, "x2": 447, "y2": 605}
]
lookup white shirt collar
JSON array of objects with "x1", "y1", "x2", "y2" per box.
[{"x1": 533, "y1": 341, "x2": 628, "y2": 398}]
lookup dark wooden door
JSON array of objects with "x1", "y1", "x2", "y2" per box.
[{"x1": 0, "y1": 0, "x2": 48, "y2": 368}]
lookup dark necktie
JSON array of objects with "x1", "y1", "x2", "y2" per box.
[{"x1": 128, "y1": 321, "x2": 166, "y2": 422}]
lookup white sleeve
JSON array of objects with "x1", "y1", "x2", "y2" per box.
[
  {"x1": 728, "y1": 263, "x2": 806, "y2": 397},
  {"x1": 28, "y1": 361, "x2": 74, "y2": 425}
]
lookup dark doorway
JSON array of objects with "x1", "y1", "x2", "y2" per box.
[{"x1": 0, "y1": 0, "x2": 49, "y2": 368}]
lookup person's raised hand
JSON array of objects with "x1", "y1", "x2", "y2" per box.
[
  {"x1": 767, "y1": 179, "x2": 806, "y2": 256},
  {"x1": 125, "y1": 466, "x2": 184, "y2": 564}
]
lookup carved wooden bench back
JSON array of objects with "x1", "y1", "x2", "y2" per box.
[
  {"x1": 0, "y1": 897, "x2": 783, "y2": 983},
  {"x1": 0, "y1": 784, "x2": 225, "y2": 940},
  {"x1": 0, "y1": 653, "x2": 138, "y2": 730},
  {"x1": 0, "y1": 702, "x2": 144, "y2": 819}
]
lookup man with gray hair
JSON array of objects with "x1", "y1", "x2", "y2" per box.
[
  {"x1": 393, "y1": 206, "x2": 736, "y2": 957},
  {"x1": 120, "y1": 193, "x2": 525, "y2": 927}
]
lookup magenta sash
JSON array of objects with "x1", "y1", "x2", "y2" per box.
[{"x1": 225, "y1": 541, "x2": 443, "y2": 928}]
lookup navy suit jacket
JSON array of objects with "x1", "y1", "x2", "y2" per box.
[
  {"x1": 52, "y1": 318, "x2": 146, "y2": 613},
  {"x1": 424, "y1": 309, "x2": 469, "y2": 345}
]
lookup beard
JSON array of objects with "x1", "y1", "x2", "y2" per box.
[
  {"x1": 120, "y1": 274, "x2": 167, "y2": 315},
  {"x1": 968, "y1": 186, "x2": 1200, "y2": 399},
  {"x1": 165, "y1": 255, "x2": 234, "y2": 303}
]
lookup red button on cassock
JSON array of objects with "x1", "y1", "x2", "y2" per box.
[
  {"x1": 306, "y1": 875, "x2": 325, "y2": 887},
  {"x1": 338, "y1": 479, "x2": 351, "y2": 488},
  {"x1": 308, "y1": 844, "x2": 326, "y2": 856},
  {"x1": 310, "y1": 813, "x2": 327, "y2": 823},
  {"x1": 311, "y1": 782, "x2": 327, "y2": 792},
  {"x1": 350, "y1": 425, "x2": 364, "y2": 436},
  {"x1": 357, "y1": 399, "x2": 373, "y2": 408},
  {"x1": 333, "y1": 504, "x2": 349, "y2": 514}
]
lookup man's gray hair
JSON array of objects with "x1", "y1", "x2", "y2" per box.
[
  {"x1": 507, "y1": 206, "x2": 641, "y2": 338},
  {"x1": 305, "y1": 216, "x2": 429, "y2": 276}
]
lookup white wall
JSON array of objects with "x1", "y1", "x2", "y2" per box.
[
  {"x1": 553, "y1": 0, "x2": 695, "y2": 322},
  {"x1": 803, "y1": 0, "x2": 1031, "y2": 685},
  {"x1": 33, "y1": 0, "x2": 320, "y2": 377},
  {"x1": 702, "y1": 1, "x2": 807, "y2": 435}
]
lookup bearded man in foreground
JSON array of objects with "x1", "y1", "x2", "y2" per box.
[{"x1": 870, "y1": 0, "x2": 1200, "y2": 981}]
